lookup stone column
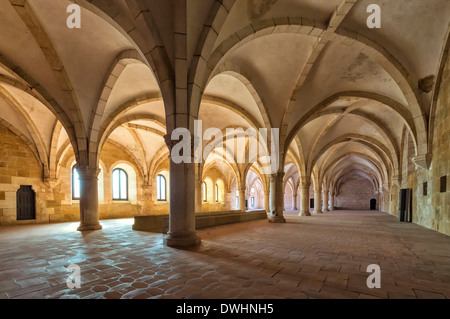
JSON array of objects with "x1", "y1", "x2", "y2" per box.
[
  {"x1": 330, "y1": 193, "x2": 335, "y2": 211},
  {"x1": 77, "y1": 166, "x2": 102, "y2": 231},
  {"x1": 323, "y1": 190, "x2": 329, "y2": 212},
  {"x1": 299, "y1": 179, "x2": 311, "y2": 216},
  {"x1": 269, "y1": 172, "x2": 286, "y2": 223},
  {"x1": 314, "y1": 186, "x2": 323, "y2": 214},
  {"x1": 264, "y1": 190, "x2": 270, "y2": 213},
  {"x1": 164, "y1": 136, "x2": 201, "y2": 247},
  {"x1": 293, "y1": 188, "x2": 298, "y2": 211},
  {"x1": 239, "y1": 187, "x2": 246, "y2": 212}
]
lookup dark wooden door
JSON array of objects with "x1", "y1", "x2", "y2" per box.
[
  {"x1": 17, "y1": 186, "x2": 36, "y2": 220},
  {"x1": 399, "y1": 189, "x2": 412, "y2": 222}
]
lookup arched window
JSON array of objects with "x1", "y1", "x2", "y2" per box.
[
  {"x1": 112, "y1": 168, "x2": 128, "y2": 201},
  {"x1": 156, "y1": 174, "x2": 167, "y2": 201},
  {"x1": 215, "y1": 183, "x2": 219, "y2": 202},
  {"x1": 203, "y1": 182, "x2": 207, "y2": 202},
  {"x1": 235, "y1": 190, "x2": 239, "y2": 208},
  {"x1": 72, "y1": 167, "x2": 81, "y2": 200}
]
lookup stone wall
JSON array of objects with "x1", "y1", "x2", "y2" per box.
[
  {"x1": 335, "y1": 177, "x2": 377, "y2": 210},
  {"x1": 0, "y1": 123, "x2": 50, "y2": 225},
  {"x1": 406, "y1": 55, "x2": 450, "y2": 235},
  {"x1": 428, "y1": 54, "x2": 450, "y2": 235},
  {"x1": 202, "y1": 166, "x2": 230, "y2": 212}
]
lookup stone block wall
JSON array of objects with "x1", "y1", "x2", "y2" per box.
[
  {"x1": 0, "y1": 123, "x2": 52, "y2": 225},
  {"x1": 405, "y1": 55, "x2": 450, "y2": 235},
  {"x1": 202, "y1": 166, "x2": 231, "y2": 212},
  {"x1": 335, "y1": 177, "x2": 377, "y2": 210}
]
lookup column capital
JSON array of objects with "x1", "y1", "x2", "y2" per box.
[
  {"x1": 270, "y1": 171, "x2": 285, "y2": 181},
  {"x1": 300, "y1": 180, "x2": 310, "y2": 189},
  {"x1": 392, "y1": 175, "x2": 401, "y2": 187},
  {"x1": 412, "y1": 153, "x2": 432, "y2": 170},
  {"x1": 43, "y1": 177, "x2": 60, "y2": 189},
  {"x1": 75, "y1": 165, "x2": 101, "y2": 179}
]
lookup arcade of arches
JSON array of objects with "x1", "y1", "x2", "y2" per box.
[{"x1": 0, "y1": 0, "x2": 449, "y2": 250}]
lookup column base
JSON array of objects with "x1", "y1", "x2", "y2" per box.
[
  {"x1": 268, "y1": 215, "x2": 286, "y2": 223},
  {"x1": 164, "y1": 231, "x2": 201, "y2": 248},
  {"x1": 314, "y1": 210, "x2": 323, "y2": 214},
  {"x1": 299, "y1": 211, "x2": 311, "y2": 216},
  {"x1": 77, "y1": 223, "x2": 102, "y2": 231}
]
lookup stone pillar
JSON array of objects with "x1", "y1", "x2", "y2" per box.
[
  {"x1": 264, "y1": 190, "x2": 270, "y2": 213},
  {"x1": 269, "y1": 172, "x2": 286, "y2": 223},
  {"x1": 239, "y1": 187, "x2": 246, "y2": 212},
  {"x1": 164, "y1": 138, "x2": 201, "y2": 247},
  {"x1": 292, "y1": 188, "x2": 298, "y2": 211},
  {"x1": 299, "y1": 179, "x2": 311, "y2": 216},
  {"x1": 330, "y1": 193, "x2": 335, "y2": 211},
  {"x1": 314, "y1": 187, "x2": 323, "y2": 214},
  {"x1": 323, "y1": 190, "x2": 329, "y2": 212},
  {"x1": 77, "y1": 166, "x2": 102, "y2": 231}
]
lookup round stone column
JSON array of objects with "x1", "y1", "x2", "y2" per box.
[
  {"x1": 77, "y1": 166, "x2": 102, "y2": 231},
  {"x1": 165, "y1": 157, "x2": 201, "y2": 247},
  {"x1": 323, "y1": 190, "x2": 329, "y2": 212},
  {"x1": 314, "y1": 188, "x2": 323, "y2": 214},
  {"x1": 264, "y1": 190, "x2": 270, "y2": 213},
  {"x1": 239, "y1": 187, "x2": 246, "y2": 212},
  {"x1": 293, "y1": 188, "x2": 298, "y2": 211},
  {"x1": 330, "y1": 193, "x2": 335, "y2": 211},
  {"x1": 269, "y1": 172, "x2": 286, "y2": 223},
  {"x1": 299, "y1": 182, "x2": 311, "y2": 216}
]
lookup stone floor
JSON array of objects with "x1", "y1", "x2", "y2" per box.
[{"x1": 0, "y1": 210, "x2": 450, "y2": 299}]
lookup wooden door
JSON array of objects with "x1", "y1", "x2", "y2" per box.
[{"x1": 17, "y1": 186, "x2": 36, "y2": 220}]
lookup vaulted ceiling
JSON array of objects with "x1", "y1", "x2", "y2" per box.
[{"x1": 0, "y1": 0, "x2": 448, "y2": 191}]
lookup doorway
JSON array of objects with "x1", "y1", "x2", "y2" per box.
[
  {"x1": 17, "y1": 185, "x2": 36, "y2": 220},
  {"x1": 370, "y1": 199, "x2": 377, "y2": 210},
  {"x1": 399, "y1": 189, "x2": 413, "y2": 222}
]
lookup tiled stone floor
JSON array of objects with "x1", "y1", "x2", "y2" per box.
[{"x1": 0, "y1": 210, "x2": 450, "y2": 299}]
